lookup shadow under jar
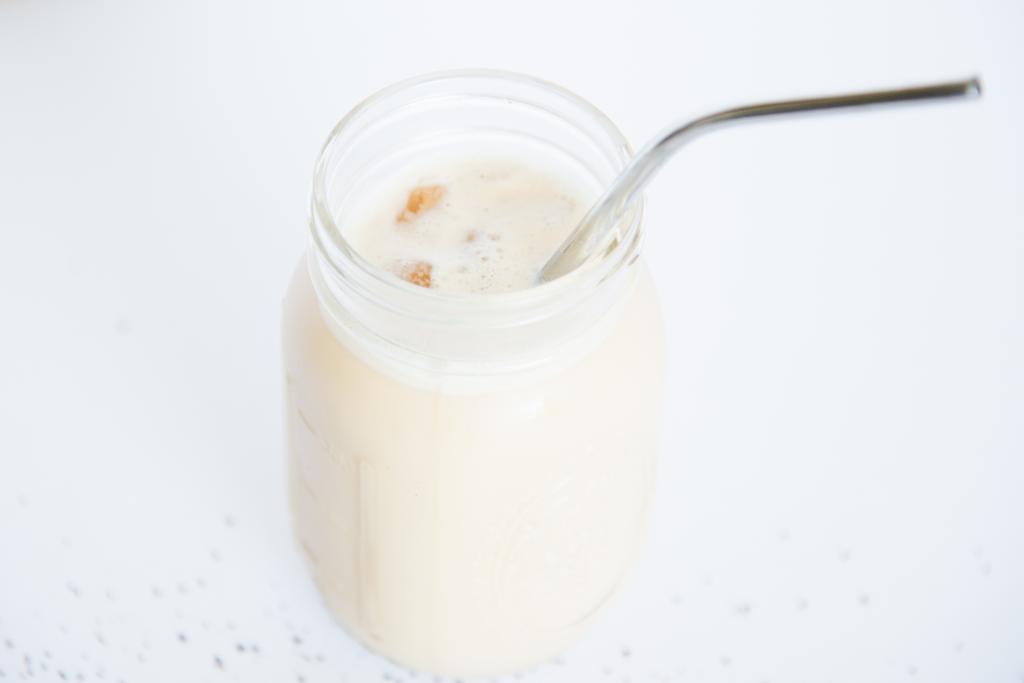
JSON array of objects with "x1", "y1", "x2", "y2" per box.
[{"x1": 282, "y1": 70, "x2": 664, "y2": 679}]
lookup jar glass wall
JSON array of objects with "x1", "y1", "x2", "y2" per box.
[{"x1": 283, "y1": 70, "x2": 664, "y2": 679}]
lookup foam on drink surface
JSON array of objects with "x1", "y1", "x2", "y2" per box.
[{"x1": 344, "y1": 152, "x2": 595, "y2": 293}]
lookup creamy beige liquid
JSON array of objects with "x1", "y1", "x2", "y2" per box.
[
  {"x1": 345, "y1": 153, "x2": 595, "y2": 293},
  {"x1": 284, "y1": 152, "x2": 664, "y2": 678}
]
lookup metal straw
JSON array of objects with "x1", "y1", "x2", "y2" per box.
[{"x1": 539, "y1": 77, "x2": 982, "y2": 282}]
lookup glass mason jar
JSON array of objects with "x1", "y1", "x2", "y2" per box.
[{"x1": 283, "y1": 70, "x2": 664, "y2": 679}]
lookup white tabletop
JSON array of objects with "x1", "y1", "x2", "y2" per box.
[{"x1": 1, "y1": 1, "x2": 1021, "y2": 681}]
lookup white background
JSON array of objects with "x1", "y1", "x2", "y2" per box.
[{"x1": 1, "y1": 0, "x2": 1022, "y2": 681}]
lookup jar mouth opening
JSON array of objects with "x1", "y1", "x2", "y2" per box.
[{"x1": 310, "y1": 68, "x2": 642, "y2": 312}]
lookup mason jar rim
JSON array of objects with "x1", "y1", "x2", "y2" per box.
[{"x1": 309, "y1": 68, "x2": 644, "y2": 318}]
